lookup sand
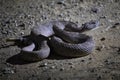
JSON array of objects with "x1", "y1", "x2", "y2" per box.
[{"x1": 0, "y1": 0, "x2": 120, "y2": 80}]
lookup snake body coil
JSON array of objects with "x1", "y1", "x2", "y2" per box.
[{"x1": 20, "y1": 20, "x2": 99, "y2": 61}]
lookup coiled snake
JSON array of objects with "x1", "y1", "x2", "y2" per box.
[{"x1": 8, "y1": 20, "x2": 99, "y2": 61}]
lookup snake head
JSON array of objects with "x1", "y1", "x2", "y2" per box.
[{"x1": 82, "y1": 20, "x2": 100, "y2": 31}]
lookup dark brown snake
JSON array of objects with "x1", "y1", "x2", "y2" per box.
[{"x1": 8, "y1": 20, "x2": 99, "y2": 61}]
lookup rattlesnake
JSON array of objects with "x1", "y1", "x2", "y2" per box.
[{"x1": 9, "y1": 20, "x2": 99, "y2": 61}]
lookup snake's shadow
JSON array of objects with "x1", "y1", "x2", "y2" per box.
[
  {"x1": 6, "y1": 53, "x2": 35, "y2": 65},
  {"x1": 6, "y1": 51, "x2": 73, "y2": 65},
  {"x1": 6, "y1": 36, "x2": 38, "y2": 65},
  {"x1": 48, "y1": 52, "x2": 73, "y2": 60},
  {"x1": 6, "y1": 51, "x2": 72, "y2": 65},
  {"x1": 6, "y1": 36, "x2": 73, "y2": 65},
  {"x1": 47, "y1": 45, "x2": 74, "y2": 60}
]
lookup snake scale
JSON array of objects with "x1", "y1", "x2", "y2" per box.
[{"x1": 15, "y1": 20, "x2": 99, "y2": 61}]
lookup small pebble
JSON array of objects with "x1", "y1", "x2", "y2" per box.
[
  {"x1": 112, "y1": 22, "x2": 120, "y2": 28},
  {"x1": 1, "y1": 22, "x2": 6, "y2": 26},
  {"x1": 108, "y1": 19, "x2": 114, "y2": 23},
  {"x1": 80, "y1": 0, "x2": 84, "y2": 2},
  {"x1": 3, "y1": 68, "x2": 15, "y2": 74},
  {"x1": 117, "y1": 48, "x2": 120, "y2": 54},
  {"x1": 68, "y1": 62, "x2": 73, "y2": 65},
  {"x1": 1, "y1": 30, "x2": 8, "y2": 34},
  {"x1": 100, "y1": 37, "x2": 105, "y2": 41},
  {"x1": 64, "y1": 17, "x2": 70, "y2": 21},
  {"x1": 103, "y1": 70, "x2": 109, "y2": 73},
  {"x1": 96, "y1": 45, "x2": 105, "y2": 51},
  {"x1": 101, "y1": 45, "x2": 105, "y2": 49},
  {"x1": 5, "y1": 20, "x2": 10, "y2": 24},
  {"x1": 50, "y1": 66, "x2": 55, "y2": 69},
  {"x1": 39, "y1": 63, "x2": 48, "y2": 67},
  {"x1": 89, "y1": 68, "x2": 95, "y2": 73},
  {"x1": 114, "y1": 22, "x2": 120, "y2": 26},
  {"x1": 57, "y1": 0, "x2": 65, "y2": 5},
  {"x1": 91, "y1": 7, "x2": 100, "y2": 13},
  {"x1": 70, "y1": 65, "x2": 74, "y2": 68},
  {"x1": 88, "y1": 57, "x2": 92, "y2": 60},
  {"x1": 104, "y1": 60, "x2": 109, "y2": 63},
  {"x1": 40, "y1": 4, "x2": 44, "y2": 8},
  {"x1": 81, "y1": 59, "x2": 85, "y2": 62},
  {"x1": 97, "y1": 75, "x2": 102, "y2": 80},
  {"x1": 49, "y1": 1, "x2": 55, "y2": 7},
  {"x1": 99, "y1": 16, "x2": 106, "y2": 19},
  {"x1": 18, "y1": 23, "x2": 25, "y2": 27},
  {"x1": 20, "y1": 31, "x2": 24, "y2": 35},
  {"x1": 96, "y1": 46, "x2": 102, "y2": 51},
  {"x1": 41, "y1": 15, "x2": 47, "y2": 19},
  {"x1": 58, "y1": 13, "x2": 64, "y2": 17},
  {"x1": 60, "y1": 67, "x2": 64, "y2": 71},
  {"x1": 44, "y1": 66, "x2": 48, "y2": 69},
  {"x1": 117, "y1": 48, "x2": 120, "y2": 53},
  {"x1": 105, "y1": 26, "x2": 111, "y2": 31},
  {"x1": 43, "y1": 63, "x2": 48, "y2": 66}
]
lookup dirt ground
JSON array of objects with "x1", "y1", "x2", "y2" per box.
[{"x1": 0, "y1": 0, "x2": 120, "y2": 80}]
